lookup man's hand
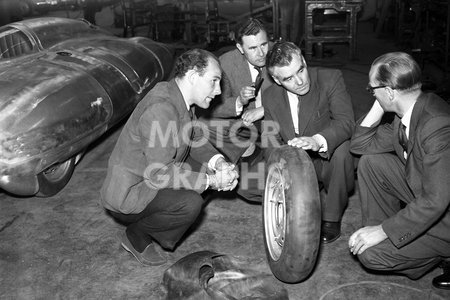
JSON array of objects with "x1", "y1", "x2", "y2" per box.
[
  {"x1": 242, "y1": 107, "x2": 264, "y2": 126},
  {"x1": 238, "y1": 86, "x2": 256, "y2": 106},
  {"x1": 209, "y1": 167, "x2": 239, "y2": 191},
  {"x1": 211, "y1": 158, "x2": 239, "y2": 191},
  {"x1": 287, "y1": 136, "x2": 320, "y2": 151},
  {"x1": 348, "y1": 225, "x2": 388, "y2": 255},
  {"x1": 214, "y1": 157, "x2": 236, "y2": 172}
]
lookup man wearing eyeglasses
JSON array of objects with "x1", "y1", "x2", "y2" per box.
[
  {"x1": 255, "y1": 41, "x2": 355, "y2": 243},
  {"x1": 349, "y1": 52, "x2": 450, "y2": 289}
]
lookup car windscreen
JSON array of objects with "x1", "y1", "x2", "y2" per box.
[
  {"x1": 29, "y1": 18, "x2": 112, "y2": 49},
  {"x1": 0, "y1": 27, "x2": 34, "y2": 59}
]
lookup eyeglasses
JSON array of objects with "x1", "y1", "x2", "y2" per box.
[{"x1": 366, "y1": 84, "x2": 386, "y2": 95}]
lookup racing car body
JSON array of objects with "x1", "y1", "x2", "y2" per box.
[{"x1": 0, "y1": 17, "x2": 174, "y2": 196}]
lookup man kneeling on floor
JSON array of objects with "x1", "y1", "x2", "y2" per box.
[
  {"x1": 100, "y1": 49, "x2": 239, "y2": 266},
  {"x1": 349, "y1": 52, "x2": 450, "y2": 290}
]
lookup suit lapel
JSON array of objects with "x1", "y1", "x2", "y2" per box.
[
  {"x1": 278, "y1": 89, "x2": 296, "y2": 139},
  {"x1": 237, "y1": 57, "x2": 256, "y2": 109},
  {"x1": 298, "y1": 71, "x2": 320, "y2": 135},
  {"x1": 407, "y1": 93, "x2": 426, "y2": 156},
  {"x1": 167, "y1": 80, "x2": 192, "y2": 162},
  {"x1": 239, "y1": 55, "x2": 253, "y2": 87}
]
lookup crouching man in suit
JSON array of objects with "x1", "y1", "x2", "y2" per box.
[
  {"x1": 240, "y1": 41, "x2": 355, "y2": 244},
  {"x1": 100, "y1": 49, "x2": 239, "y2": 266},
  {"x1": 349, "y1": 52, "x2": 450, "y2": 289}
]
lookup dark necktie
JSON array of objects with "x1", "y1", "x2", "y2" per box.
[
  {"x1": 253, "y1": 67, "x2": 264, "y2": 97},
  {"x1": 398, "y1": 122, "x2": 408, "y2": 152}
]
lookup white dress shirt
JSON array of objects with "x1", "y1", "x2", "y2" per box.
[
  {"x1": 236, "y1": 62, "x2": 263, "y2": 115},
  {"x1": 287, "y1": 90, "x2": 328, "y2": 152}
]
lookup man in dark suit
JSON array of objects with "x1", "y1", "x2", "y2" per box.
[
  {"x1": 198, "y1": 18, "x2": 274, "y2": 164},
  {"x1": 100, "y1": 49, "x2": 239, "y2": 266},
  {"x1": 241, "y1": 41, "x2": 355, "y2": 243},
  {"x1": 348, "y1": 52, "x2": 450, "y2": 289}
]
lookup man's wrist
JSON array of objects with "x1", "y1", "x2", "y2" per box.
[
  {"x1": 312, "y1": 134, "x2": 327, "y2": 152},
  {"x1": 205, "y1": 174, "x2": 210, "y2": 190},
  {"x1": 236, "y1": 96, "x2": 244, "y2": 115},
  {"x1": 208, "y1": 154, "x2": 225, "y2": 171},
  {"x1": 208, "y1": 174, "x2": 217, "y2": 189}
]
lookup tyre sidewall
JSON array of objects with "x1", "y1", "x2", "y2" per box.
[{"x1": 263, "y1": 146, "x2": 321, "y2": 283}]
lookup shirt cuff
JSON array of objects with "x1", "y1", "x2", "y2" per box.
[
  {"x1": 208, "y1": 154, "x2": 225, "y2": 171},
  {"x1": 312, "y1": 134, "x2": 328, "y2": 152},
  {"x1": 205, "y1": 173, "x2": 210, "y2": 190},
  {"x1": 236, "y1": 97, "x2": 244, "y2": 116}
]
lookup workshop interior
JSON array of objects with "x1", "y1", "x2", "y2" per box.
[{"x1": 0, "y1": 0, "x2": 449, "y2": 299}]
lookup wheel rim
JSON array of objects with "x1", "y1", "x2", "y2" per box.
[
  {"x1": 264, "y1": 164, "x2": 286, "y2": 261},
  {"x1": 42, "y1": 160, "x2": 73, "y2": 183}
]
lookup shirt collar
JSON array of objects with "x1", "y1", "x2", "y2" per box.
[
  {"x1": 184, "y1": 98, "x2": 191, "y2": 111},
  {"x1": 287, "y1": 90, "x2": 299, "y2": 100},
  {"x1": 401, "y1": 102, "x2": 416, "y2": 128},
  {"x1": 247, "y1": 61, "x2": 260, "y2": 79}
]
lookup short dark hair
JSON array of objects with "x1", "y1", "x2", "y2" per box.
[
  {"x1": 371, "y1": 52, "x2": 422, "y2": 92},
  {"x1": 234, "y1": 18, "x2": 267, "y2": 45},
  {"x1": 266, "y1": 41, "x2": 302, "y2": 74},
  {"x1": 173, "y1": 48, "x2": 219, "y2": 78}
]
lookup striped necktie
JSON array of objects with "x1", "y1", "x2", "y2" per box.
[{"x1": 254, "y1": 66, "x2": 264, "y2": 97}]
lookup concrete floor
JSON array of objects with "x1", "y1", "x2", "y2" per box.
[{"x1": 1, "y1": 6, "x2": 450, "y2": 300}]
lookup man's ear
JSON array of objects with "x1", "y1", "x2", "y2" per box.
[
  {"x1": 236, "y1": 43, "x2": 244, "y2": 55},
  {"x1": 387, "y1": 87, "x2": 395, "y2": 101}
]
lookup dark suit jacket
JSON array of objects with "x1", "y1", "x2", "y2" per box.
[
  {"x1": 262, "y1": 67, "x2": 355, "y2": 160},
  {"x1": 202, "y1": 48, "x2": 274, "y2": 119},
  {"x1": 350, "y1": 92, "x2": 450, "y2": 248},
  {"x1": 101, "y1": 80, "x2": 219, "y2": 214}
]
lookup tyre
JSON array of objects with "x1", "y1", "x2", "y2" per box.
[
  {"x1": 37, "y1": 157, "x2": 76, "y2": 197},
  {"x1": 263, "y1": 145, "x2": 321, "y2": 283}
]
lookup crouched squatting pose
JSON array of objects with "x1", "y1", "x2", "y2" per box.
[
  {"x1": 349, "y1": 52, "x2": 450, "y2": 289},
  {"x1": 100, "y1": 49, "x2": 239, "y2": 266}
]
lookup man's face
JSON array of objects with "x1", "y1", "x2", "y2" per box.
[
  {"x1": 192, "y1": 58, "x2": 222, "y2": 109},
  {"x1": 271, "y1": 52, "x2": 310, "y2": 96},
  {"x1": 236, "y1": 30, "x2": 269, "y2": 68}
]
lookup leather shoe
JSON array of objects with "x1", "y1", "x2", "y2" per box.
[
  {"x1": 321, "y1": 221, "x2": 341, "y2": 244},
  {"x1": 432, "y1": 261, "x2": 450, "y2": 290},
  {"x1": 118, "y1": 231, "x2": 167, "y2": 266}
]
